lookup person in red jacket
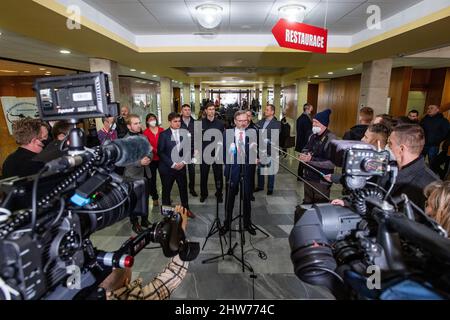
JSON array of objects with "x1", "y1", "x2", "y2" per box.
[{"x1": 143, "y1": 113, "x2": 164, "y2": 206}]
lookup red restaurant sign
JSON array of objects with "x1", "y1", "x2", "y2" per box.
[{"x1": 272, "y1": 19, "x2": 328, "y2": 54}]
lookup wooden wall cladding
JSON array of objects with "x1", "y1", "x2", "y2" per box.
[
  {"x1": 317, "y1": 74, "x2": 361, "y2": 137},
  {"x1": 0, "y1": 76, "x2": 39, "y2": 174},
  {"x1": 388, "y1": 67, "x2": 413, "y2": 117}
]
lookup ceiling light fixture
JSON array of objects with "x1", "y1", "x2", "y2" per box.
[
  {"x1": 130, "y1": 69, "x2": 136, "y2": 72},
  {"x1": 39, "y1": 68, "x2": 46, "y2": 71},
  {"x1": 346, "y1": 67, "x2": 354, "y2": 71},
  {"x1": 314, "y1": 75, "x2": 319, "y2": 78},
  {"x1": 60, "y1": 49, "x2": 71, "y2": 54},
  {"x1": 0, "y1": 70, "x2": 17, "y2": 73},
  {"x1": 221, "y1": 80, "x2": 227, "y2": 83},
  {"x1": 278, "y1": 4, "x2": 307, "y2": 23},
  {"x1": 152, "y1": 74, "x2": 157, "y2": 78},
  {"x1": 23, "y1": 71, "x2": 30, "y2": 73},
  {"x1": 195, "y1": 4, "x2": 223, "y2": 29},
  {"x1": 239, "y1": 80, "x2": 244, "y2": 83},
  {"x1": 140, "y1": 71, "x2": 146, "y2": 74},
  {"x1": 327, "y1": 72, "x2": 334, "y2": 75}
]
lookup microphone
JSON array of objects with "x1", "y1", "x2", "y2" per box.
[
  {"x1": 249, "y1": 142, "x2": 258, "y2": 150},
  {"x1": 228, "y1": 142, "x2": 237, "y2": 155},
  {"x1": 104, "y1": 135, "x2": 152, "y2": 167}
]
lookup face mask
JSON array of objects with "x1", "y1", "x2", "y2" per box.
[
  {"x1": 312, "y1": 126, "x2": 321, "y2": 135},
  {"x1": 148, "y1": 120, "x2": 157, "y2": 127},
  {"x1": 41, "y1": 138, "x2": 50, "y2": 148},
  {"x1": 110, "y1": 123, "x2": 117, "y2": 131}
]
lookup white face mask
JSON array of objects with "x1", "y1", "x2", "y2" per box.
[
  {"x1": 148, "y1": 120, "x2": 157, "y2": 127},
  {"x1": 312, "y1": 126, "x2": 322, "y2": 135}
]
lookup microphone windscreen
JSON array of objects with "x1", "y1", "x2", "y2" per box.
[{"x1": 113, "y1": 135, "x2": 151, "y2": 166}]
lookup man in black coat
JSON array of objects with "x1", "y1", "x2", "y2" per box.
[
  {"x1": 158, "y1": 112, "x2": 193, "y2": 217},
  {"x1": 295, "y1": 103, "x2": 313, "y2": 179},
  {"x1": 420, "y1": 105, "x2": 449, "y2": 163},
  {"x1": 180, "y1": 104, "x2": 198, "y2": 197},
  {"x1": 200, "y1": 102, "x2": 225, "y2": 203},
  {"x1": 383, "y1": 124, "x2": 440, "y2": 209},
  {"x1": 343, "y1": 106, "x2": 374, "y2": 141}
]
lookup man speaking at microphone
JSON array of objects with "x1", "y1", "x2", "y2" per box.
[{"x1": 220, "y1": 111, "x2": 258, "y2": 236}]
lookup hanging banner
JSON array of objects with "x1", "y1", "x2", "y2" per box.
[
  {"x1": 1, "y1": 96, "x2": 39, "y2": 135},
  {"x1": 272, "y1": 19, "x2": 328, "y2": 54}
]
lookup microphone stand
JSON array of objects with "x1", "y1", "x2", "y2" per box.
[
  {"x1": 202, "y1": 179, "x2": 227, "y2": 252},
  {"x1": 202, "y1": 139, "x2": 253, "y2": 273}
]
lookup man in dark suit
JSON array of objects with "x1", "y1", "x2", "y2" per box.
[
  {"x1": 157, "y1": 112, "x2": 193, "y2": 216},
  {"x1": 180, "y1": 104, "x2": 198, "y2": 197},
  {"x1": 255, "y1": 104, "x2": 281, "y2": 195},
  {"x1": 220, "y1": 110, "x2": 258, "y2": 236},
  {"x1": 200, "y1": 102, "x2": 225, "y2": 203},
  {"x1": 295, "y1": 103, "x2": 313, "y2": 180}
]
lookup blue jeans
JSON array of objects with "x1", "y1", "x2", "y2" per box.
[
  {"x1": 423, "y1": 146, "x2": 439, "y2": 163},
  {"x1": 257, "y1": 165, "x2": 275, "y2": 191}
]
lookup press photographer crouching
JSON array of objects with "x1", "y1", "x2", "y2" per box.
[
  {"x1": 99, "y1": 205, "x2": 190, "y2": 300},
  {"x1": 290, "y1": 139, "x2": 450, "y2": 300}
]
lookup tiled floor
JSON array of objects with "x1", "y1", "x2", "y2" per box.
[{"x1": 91, "y1": 155, "x2": 342, "y2": 299}]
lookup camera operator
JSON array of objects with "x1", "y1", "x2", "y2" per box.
[
  {"x1": 332, "y1": 124, "x2": 439, "y2": 210},
  {"x1": 2, "y1": 118, "x2": 48, "y2": 178},
  {"x1": 123, "y1": 114, "x2": 153, "y2": 232},
  {"x1": 424, "y1": 180, "x2": 450, "y2": 236},
  {"x1": 34, "y1": 120, "x2": 71, "y2": 163},
  {"x1": 99, "y1": 205, "x2": 190, "y2": 300}
]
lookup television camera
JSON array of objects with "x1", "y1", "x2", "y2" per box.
[
  {"x1": 0, "y1": 72, "x2": 199, "y2": 300},
  {"x1": 289, "y1": 140, "x2": 450, "y2": 299}
]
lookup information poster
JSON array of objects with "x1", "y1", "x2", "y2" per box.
[{"x1": 1, "y1": 96, "x2": 39, "y2": 135}]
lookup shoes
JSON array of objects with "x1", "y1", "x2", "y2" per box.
[
  {"x1": 251, "y1": 195, "x2": 255, "y2": 201},
  {"x1": 186, "y1": 210, "x2": 196, "y2": 219},
  {"x1": 153, "y1": 199, "x2": 159, "y2": 206},
  {"x1": 131, "y1": 220, "x2": 143, "y2": 234},
  {"x1": 219, "y1": 225, "x2": 230, "y2": 236},
  {"x1": 190, "y1": 190, "x2": 198, "y2": 197},
  {"x1": 141, "y1": 218, "x2": 151, "y2": 228},
  {"x1": 254, "y1": 187, "x2": 263, "y2": 192},
  {"x1": 217, "y1": 194, "x2": 223, "y2": 203},
  {"x1": 267, "y1": 190, "x2": 273, "y2": 196},
  {"x1": 200, "y1": 196, "x2": 207, "y2": 203},
  {"x1": 245, "y1": 225, "x2": 257, "y2": 235}
]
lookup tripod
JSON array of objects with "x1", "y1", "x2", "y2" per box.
[
  {"x1": 202, "y1": 140, "x2": 254, "y2": 272},
  {"x1": 202, "y1": 182, "x2": 227, "y2": 252}
]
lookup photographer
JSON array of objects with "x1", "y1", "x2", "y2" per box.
[{"x1": 99, "y1": 205, "x2": 190, "y2": 300}]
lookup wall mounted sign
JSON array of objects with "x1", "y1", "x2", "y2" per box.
[
  {"x1": 272, "y1": 19, "x2": 328, "y2": 54},
  {"x1": 1, "y1": 96, "x2": 39, "y2": 135}
]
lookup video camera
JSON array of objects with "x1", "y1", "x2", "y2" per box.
[
  {"x1": 290, "y1": 140, "x2": 450, "y2": 299},
  {"x1": 0, "y1": 73, "x2": 199, "y2": 300}
]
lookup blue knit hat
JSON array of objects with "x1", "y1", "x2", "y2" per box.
[{"x1": 314, "y1": 108, "x2": 332, "y2": 127}]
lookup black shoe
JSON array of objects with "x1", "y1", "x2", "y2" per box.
[
  {"x1": 254, "y1": 187, "x2": 263, "y2": 192},
  {"x1": 141, "y1": 218, "x2": 150, "y2": 228},
  {"x1": 217, "y1": 194, "x2": 223, "y2": 203},
  {"x1": 200, "y1": 196, "x2": 207, "y2": 203},
  {"x1": 245, "y1": 225, "x2": 257, "y2": 235},
  {"x1": 267, "y1": 190, "x2": 273, "y2": 196},
  {"x1": 190, "y1": 190, "x2": 198, "y2": 197},
  {"x1": 251, "y1": 195, "x2": 255, "y2": 201},
  {"x1": 219, "y1": 225, "x2": 230, "y2": 236},
  {"x1": 131, "y1": 221, "x2": 143, "y2": 234}
]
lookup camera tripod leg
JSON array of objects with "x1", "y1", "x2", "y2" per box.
[{"x1": 251, "y1": 223, "x2": 270, "y2": 238}]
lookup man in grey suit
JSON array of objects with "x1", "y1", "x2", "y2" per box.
[
  {"x1": 255, "y1": 104, "x2": 281, "y2": 195},
  {"x1": 123, "y1": 114, "x2": 153, "y2": 233}
]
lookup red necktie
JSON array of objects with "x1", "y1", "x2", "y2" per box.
[{"x1": 238, "y1": 131, "x2": 244, "y2": 155}]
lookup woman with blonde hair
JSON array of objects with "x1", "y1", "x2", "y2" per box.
[{"x1": 424, "y1": 180, "x2": 450, "y2": 236}]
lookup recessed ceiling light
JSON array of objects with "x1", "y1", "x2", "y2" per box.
[
  {"x1": 314, "y1": 75, "x2": 319, "y2": 78},
  {"x1": 152, "y1": 74, "x2": 157, "y2": 78},
  {"x1": 23, "y1": 71, "x2": 30, "y2": 73},
  {"x1": 0, "y1": 70, "x2": 17, "y2": 73},
  {"x1": 140, "y1": 71, "x2": 146, "y2": 74},
  {"x1": 327, "y1": 72, "x2": 334, "y2": 75},
  {"x1": 239, "y1": 80, "x2": 244, "y2": 83},
  {"x1": 221, "y1": 80, "x2": 227, "y2": 83},
  {"x1": 278, "y1": 4, "x2": 307, "y2": 23},
  {"x1": 130, "y1": 69, "x2": 136, "y2": 72},
  {"x1": 195, "y1": 4, "x2": 223, "y2": 29},
  {"x1": 60, "y1": 49, "x2": 71, "y2": 54},
  {"x1": 0, "y1": 32, "x2": 2, "y2": 36},
  {"x1": 39, "y1": 68, "x2": 46, "y2": 71},
  {"x1": 346, "y1": 67, "x2": 354, "y2": 71},
  {"x1": 307, "y1": 80, "x2": 311, "y2": 83}
]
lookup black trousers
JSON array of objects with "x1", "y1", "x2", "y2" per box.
[
  {"x1": 160, "y1": 170, "x2": 189, "y2": 210},
  {"x1": 187, "y1": 163, "x2": 196, "y2": 192},
  {"x1": 303, "y1": 181, "x2": 331, "y2": 204},
  {"x1": 297, "y1": 162, "x2": 305, "y2": 178},
  {"x1": 224, "y1": 169, "x2": 252, "y2": 228},
  {"x1": 148, "y1": 160, "x2": 160, "y2": 200},
  {"x1": 200, "y1": 163, "x2": 223, "y2": 197}
]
